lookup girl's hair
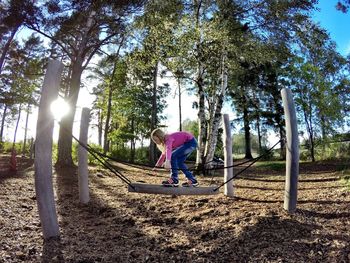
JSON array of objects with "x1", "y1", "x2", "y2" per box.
[{"x1": 151, "y1": 128, "x2": 165, "y2": 152}]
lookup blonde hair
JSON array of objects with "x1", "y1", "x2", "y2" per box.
[{"x1": 151, "y1": 128, "x2": 166, "y2": 152}]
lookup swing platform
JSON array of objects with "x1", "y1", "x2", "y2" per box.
[{"x1": 128, "y1": 183, "x2": 219, "y2": 196}]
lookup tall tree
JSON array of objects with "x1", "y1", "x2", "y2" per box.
[
  {"x1": 26, "y1": 0, "x2": 145, "y2": 167},
  {"x1": 0, "y1": 0, "x2": 38, "y2": 74}
]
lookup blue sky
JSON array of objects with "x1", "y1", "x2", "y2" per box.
[{"x1": 312, "y1": 0, "x2": 350, "y2": 56}]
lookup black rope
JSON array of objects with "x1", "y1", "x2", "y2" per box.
[
  {"x1": 212, "y1": 139, "x2": 282, "y2": 192},
  {"x1": 71, "y1": 133, "x2": 134, "y2": 187},
  {"x1": 58, "y1": 121, "x2": 282, "y2": 192},
  {"x1": 59, "y1": 123, "x2": 135, "y2": 189},
  {"x1": 85, "y1": 144, "x2": 274, "y2": 174}
]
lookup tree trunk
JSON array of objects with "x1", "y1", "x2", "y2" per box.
[
  {"x1": 130, "y1": 117, "x2": 135, "y2": 162},
  {"x1": 304, "y1": 107, "x2": 315, "y2": 162},
  {"x1": 103, "y1": 57, "x2": 120, "y2": 154},
  {"x1": 0, "y1": 25, "x2": 20, "y2": 74},
  {"x1": 243, "y1": 103, "x2": 253, "y2": 159},
  {"x1": 193, "y1": 0, "x2": 207, "y2": 173},
  {"x1": 204, "y1": 48, "x2": 227, "y2": 167},
  {"x1": 149, "y1": 61, "x2": 158, "y2": 164},
  {"x1": 279, "y1": 126, "x2": 286, "y2": 159},
  {"x1": 22, "y1": 104, "x2": 31, "y2": 156},
  {"x1": 56, "y1": 10, "x2": 96, "y2": 167},
  {"x1": 222, "y1": 114, "x2": 233, "y2": 197},
  {"x1": 98, "y1": 108, "x2": 103, "y2": 146},
  {"x1": 196, "y1": 78, "x2": 207, "y2": 171},
  {"x1": 256, "y1": 115, "x2": 262, "y2": 153},
  {"x1": 103, "y1": 81, "x2": 113, "y2": 153},
  {"x1": 178, "y1": 79, "x2": 182, "y2": 131},
  {"x1": 57, "y1": 61, "x2": 83, "y2": 167},
  {"x1": 12, "y1": 106, "x2": 22, "y2": 150},
  {"x1": 0, "y1": 105, "x2": 7, "y2": 149}
]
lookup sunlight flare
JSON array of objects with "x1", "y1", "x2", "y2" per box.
[{"x1": 50, "y1": 97, "x2": 69, "y2": 121}]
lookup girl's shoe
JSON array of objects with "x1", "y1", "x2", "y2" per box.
[
  {"x1": 162, "y1": 178, "x2": 179, "y2": 187},
  {"x1": 182, "y1": 179, "x2": 199, "y2": 187}
]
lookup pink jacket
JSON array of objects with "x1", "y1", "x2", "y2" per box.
[{"x1": 155, "y1": 131, "x2": 194, "y2": 167}]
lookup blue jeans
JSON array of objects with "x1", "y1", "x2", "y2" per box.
[{"x1": 170, "y1": 138, "x2": 197, "y2": 182}]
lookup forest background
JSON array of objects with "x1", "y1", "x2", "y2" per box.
[{"x1": 1, "y1": 0, "x2": 350, "y2": 169}]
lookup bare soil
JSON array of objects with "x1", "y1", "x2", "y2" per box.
[{"x1": 0, "y1": 154, "x2": 349, "y2": 263}]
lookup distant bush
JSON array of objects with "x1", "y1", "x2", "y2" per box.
[
  {"x1": 134, "y1": 146, "x2": 150, "y2": 164},
  {"x1": 315, "y1": 141, "x2": 350, "y2": 161},
  {"x1": 0, "y1": 141, "x2": 21, "y2": 153},
  {"x1": 86, "y1": 143, "x2": 104, "y2": 166},
  {"x1": 255, "y1": 161, "x2": 285, "y2": 171}
]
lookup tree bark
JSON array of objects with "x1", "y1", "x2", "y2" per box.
[
  {"x1": 222, "y1": 114, "x2": 233, "y2": 197},
  {"x1": 243, "y1": 98, "x2": 253, "y2": 159},
  {"x1": 205, "y1": 48, "x2": 227, "y2": 167},
  {"x1": 22, "y1": 104, "x2": 31, "y2": 156},
  {"x1": 194, "y1": 0, "x2": 207, "y2": 171},
  {"x1": 149, "y1": 61, "x2": 158, "y2": 164},
  {"x1": 97, "y1": 108, "x2": 103, "y2": 146},
  {"x1": 103, "y1": 78, "x2": 113, "y2": 153},
  {"x1": 12, "y1": 106, "x2": 21, "y2": 150},
  {"x1": 57, "y1": 60, "x2": 83, "y2": 167},
  {"x1": 178, "y1": 79, "x2": 182, "y2": 131},
  {"x1": 0, "y1": 105, "x2": 7, "y2": 149},
  {"x1": 57, "y1": 10, "x2": 96, "y2": 167},
  {"x1": 0, "y1": 25, "x2": 20, "y2": 74}
]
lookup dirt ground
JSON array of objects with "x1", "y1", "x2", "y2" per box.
[{"x1": 0, "y1": 154, "x2": 349, "y2": 263}]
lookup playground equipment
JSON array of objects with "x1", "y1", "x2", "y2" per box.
[
  {"x1": 34, "y1": 60, "x2": 299, "y2": 243},
  {"x1": 281, "y1": 88, "x2": 299, "y2": 213},
  {"x1": 78, "y1": 107, "x2": 91, "y2": 204},
  {"x1": 128, "y1": 183, "x2": 218, "y2": 195},
  {"x1": 34, "y1": 60, "x2": 63, "y2": 239}
]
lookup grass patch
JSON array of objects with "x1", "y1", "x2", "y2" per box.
[
  {"x1": 255, "y1": 161, "x2": 285, "y2": 171},
  {"x1": 340, "y1": 168, "x2": 350, "y2": 190}
]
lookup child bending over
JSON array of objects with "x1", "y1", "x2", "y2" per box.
[{"x1": 151, "y1": 128, "x2": 198, "y2": 187}]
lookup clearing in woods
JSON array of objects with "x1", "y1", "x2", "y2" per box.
[{"x1": 0, "y1": 154, "x2": 349, "y2": 262}]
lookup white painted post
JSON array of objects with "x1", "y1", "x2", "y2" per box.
[
  {"x1": 34, "y1": 60, "x2": 63, "y2": 239},
  {"x1": 281, "y1": 88, "x2": 299, "y2": 213},
  {"x1": 222, "y1": 114, "x2": 234, "y2": 197},
  {"x1": 78, "y1": 107, "x2": 91, "y2": 204}
]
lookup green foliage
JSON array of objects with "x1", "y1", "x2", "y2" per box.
[
  {"x1": 314, "y1": 142, "x2": 350, "y2": 161},
  {"x1": 0, "y1": 141, "x2": 21, "y2": 153},
  {"x1": 255, "y1": 161, "x2": 285, "y2": 171},
  {"x1": 300, "y1": 141, "x2": 350, "y2": 161},
  {"x1": 340, "y1": 165, "x2": 350, "y2": 190},
  {"x1": 232, "y1": 133, "x2": 260, "y2": 155},
  {"x1": 135, "y1": 146, "x2": 150, "y2": 164},
  {"x1": 258, "y1": 146, "x2": 277, "y2": 161},
  {"x1": 86, "y1": 143, "x2": 104, "y2": 166},
  {"x1": 52, "y1": 142, "x2": 78, "y2": 165},
  {"x1": 182, "y1": 119, "x2": 198, "y2": 138}
]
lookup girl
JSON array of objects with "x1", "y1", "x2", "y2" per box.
[{"x1": 151, "y1": 128, "x2": 198, "y2": 187}]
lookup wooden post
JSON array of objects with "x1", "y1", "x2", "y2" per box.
[
  {"x1": 34, "y1": 60, "x2": 63, "y2": 239},
  {"x1": 281, "y1": 88, "x2": 299, "y2": 213},
  {"x1": 222, "y1": 114, "x2": 234, "y2": 197},
  {"x1": 78, "y1": 107, "x2": 91, "y2": 204}
]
